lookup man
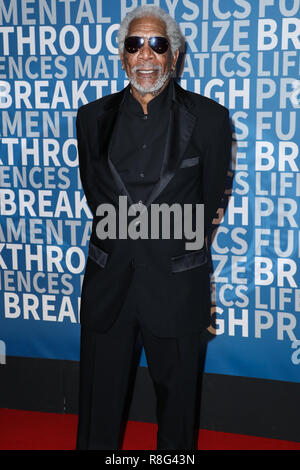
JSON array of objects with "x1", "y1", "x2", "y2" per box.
[{"x1": 76, "y1": 6, "x2": 232, "y2": 450}]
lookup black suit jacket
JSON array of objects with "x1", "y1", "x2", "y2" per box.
[{"x1": 76, "y1": 80, "x2": 232, "y2": 337}]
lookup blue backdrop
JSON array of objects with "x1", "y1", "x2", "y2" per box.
[{"x1": 0, "y1": 0, "x2": 300, "y2": 383}]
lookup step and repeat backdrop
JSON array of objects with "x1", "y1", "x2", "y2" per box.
[{"x1": 0, "y1": 0, "x2": 300, "y2": 383}]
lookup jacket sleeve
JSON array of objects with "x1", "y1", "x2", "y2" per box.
[
  {"x1": 76, "y1": 108, "x2": 96, "y2": 215},
  {"x1": 202, "y1": 108, "x2": 232, "y2": 241}
]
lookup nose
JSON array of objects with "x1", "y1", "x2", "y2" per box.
[{"x1": 138, "y1": 39, "x2": 155, "y2": 60}]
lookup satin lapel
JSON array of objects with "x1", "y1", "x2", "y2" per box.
[
  {"x1": 144, "y1": 97, "x2": 196, "y2": 208},
  {"x1": 96, "y1": 88, "x2": 134, "y2": 206}
]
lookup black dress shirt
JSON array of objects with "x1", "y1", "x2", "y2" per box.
[{"x1": 111, "y1": 80, "x2": 173, "y2": 205}]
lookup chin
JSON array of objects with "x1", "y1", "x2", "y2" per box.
[
  {"x1": 130, "y1": 72, "x2": 171, "y2": 96},
  {"x1": 137, "y1": 84, "x2": 162, "y2": 96}
]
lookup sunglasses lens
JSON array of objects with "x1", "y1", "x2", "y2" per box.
[
  {"x1": 124, "y1": 36, "x2": 143, "y2": 53},
  {"x1": 124, "y1": 36, "x2": 169, "y2": 54},
  {"x1": 149, "y1": 37, "x2": 169, "y2": 54}
]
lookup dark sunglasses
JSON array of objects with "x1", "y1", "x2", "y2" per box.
[{"x1": 124, "y1": 36, "x2": 169, "y2": 54}]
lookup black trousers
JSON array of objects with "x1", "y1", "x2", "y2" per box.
[{"x1": 76, "y1": 293, "x2": 204, "y2": 450}]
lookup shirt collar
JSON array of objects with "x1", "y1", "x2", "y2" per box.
[{"x1": 125, "y1": 79, "x2": 173, "y2": 117}]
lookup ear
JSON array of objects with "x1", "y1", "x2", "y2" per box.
[
  {"x1": 172, "y1": 49, "x2": 180, "y2": 70},
  {"x1": 119, "y1": 51, "x2": 125, "y2": 70}
]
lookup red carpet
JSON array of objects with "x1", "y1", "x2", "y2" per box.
[{"x1": 1, "y1": 408, "x2": 300, "y2": 450}]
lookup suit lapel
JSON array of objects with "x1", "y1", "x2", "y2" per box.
[
  {"x1": 97, "y1": 87, "x2": 134, "y2": 205},
  {"x1": 144, "y1": 83, "x2": 196, "y2": 208}
]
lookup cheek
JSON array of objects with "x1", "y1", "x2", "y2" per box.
[
  {"x1": 161, "y1": 55, "x2": 172, "y2": 72},
  {"x1": 124, "y1": 54, "x2": 135, "y2": 72}
]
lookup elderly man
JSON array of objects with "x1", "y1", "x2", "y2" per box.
[{"x1": 76, "y1": 6, "x2": 232, "y2": 450}]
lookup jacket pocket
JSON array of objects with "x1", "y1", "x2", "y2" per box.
[
  {"x1": 179, "y1": 156, "x2": 200, "y2": 168},
  {"x1": 88, "y1": 242, "x2": 108, "y2": 268},
  {"x1": 171, "y1": 247, "x2": 207, "y2": 273}
]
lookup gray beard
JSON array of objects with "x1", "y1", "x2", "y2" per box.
[{"x1": 129, "y1": 66, "x2": 172, "y2": 96}]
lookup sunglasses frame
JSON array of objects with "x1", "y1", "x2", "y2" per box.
[{"x1": 124, "y1": 36, "x2": 170, "y2": 55}]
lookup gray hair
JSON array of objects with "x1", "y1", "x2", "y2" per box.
[{"x1": 117, "y1": 6, "x2": 185, "y2": 56}]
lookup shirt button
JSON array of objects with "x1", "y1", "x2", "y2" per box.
[{"x1": 142, "y1": 144, "x2": 147, "y2": 149}]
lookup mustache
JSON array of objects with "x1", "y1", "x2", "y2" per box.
[{"x1": 131, "y1": 65, "x2": 163, "y2": 73}]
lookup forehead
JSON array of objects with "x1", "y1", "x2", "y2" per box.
[{"x1": 127, "y1": 16, "x2": 167, "y2": 37}]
